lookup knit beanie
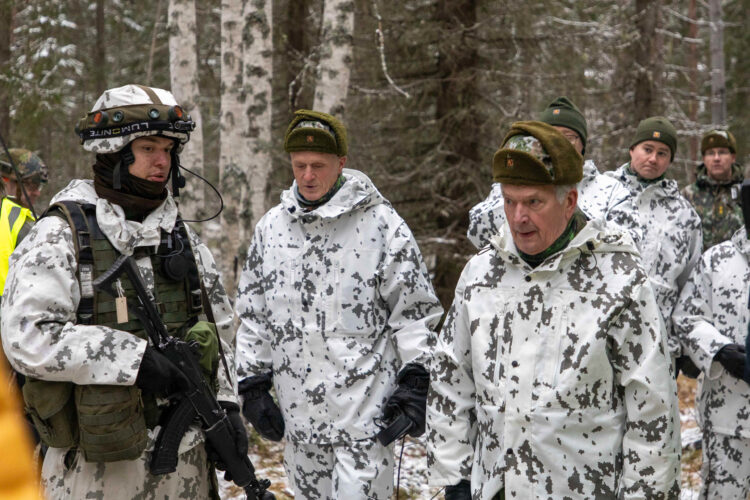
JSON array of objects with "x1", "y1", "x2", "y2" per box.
[
  {"x1": 539, "y1": 96, "x2": 587, "y2": 154},
  {"x1": 630, "y1": 116, "x2": 677, "y2": 161}
]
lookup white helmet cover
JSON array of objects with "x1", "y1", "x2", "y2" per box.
[{"x1": 77, "y1": 84, "x2": 194, "y2": 154}]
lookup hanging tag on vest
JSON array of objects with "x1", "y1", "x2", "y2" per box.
[{"x1": 115, "y1": 279, "x2": 128, "y2": 324}]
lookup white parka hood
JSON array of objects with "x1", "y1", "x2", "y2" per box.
[
  {"x1": 489, "y1": 215, "x2": 640, "y2": 273},
  {"x1": 280, "y1": 168, "x2": 386, "y2": 220}
]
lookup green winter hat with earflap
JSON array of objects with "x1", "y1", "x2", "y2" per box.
[
  {"x1": 630, "y1": 116, "x2": 678, "y2": 161},
  {"x1": 493, "y1": 121, "x2": 583, "y2": 186},
  {"x1": 539, "y1": 96, "x2": 588, "y2": 154},
  {"x1": 284, "y1": 109, "x2": 348, "y2": 157},
  {"x1": 701, "y1": 129, "x2": 737, "y2": 155}
]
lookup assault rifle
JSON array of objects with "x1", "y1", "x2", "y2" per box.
[{"x1": 93, "y1": 254, "x2": 274, "y2": 500}]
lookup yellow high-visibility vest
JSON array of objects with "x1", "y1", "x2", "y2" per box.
[{"x1": 0, "y1": 198, "x2": 34, "y2": 296}]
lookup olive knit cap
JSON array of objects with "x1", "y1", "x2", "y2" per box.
[
  {"x1": 284, "y1": 109, "x2": 348, "y2": 156},
  {"x1": 538, "y1": 96, "x2": 588, "y2": 154},
  {"x1": 493, "y1": 121, "x2": 583, "y2": 185},
  {"x1": 630, "y1": 116, "x2": 677, "y2": 161},
  {"x1": 701, "y1": 129, "x2": 736, "y2": 155}
]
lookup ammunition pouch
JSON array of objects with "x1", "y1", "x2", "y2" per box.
[
  {"x1": 22, "y1": 379, "x2": 78, "y2": 449},
  {"x1": 75, "y1": 384, "x2": 148, "y2": 462}
]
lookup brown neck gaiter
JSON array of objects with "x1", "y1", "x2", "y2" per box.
[{"x1": 93, "y1": 153, "x2": 169, "y2": 221}]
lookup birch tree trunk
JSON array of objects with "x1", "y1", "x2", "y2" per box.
[
  {"x1": 708, "y1": 0, "x2": 727, "y2": 126},
  {"x1": 241, "y1": 0, "x2": 273, "y2": 238},
  {"x1": 168, "y1": 0, "x2": 205, "y2": 223},
  {"x1": 313, "y1": 0, "x2": 354, "y2": 115},
  {"x1": 217, "y1": 0, "x2": 249, "y2": 293}
]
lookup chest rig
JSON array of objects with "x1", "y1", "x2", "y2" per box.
[{"x1": 22, "y1": 200, "x2": 207, "y2": 463}]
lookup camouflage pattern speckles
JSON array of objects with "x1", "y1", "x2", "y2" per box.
[
  {"x1": 41, "y1": 439, "x2": 212, "y2": 500},
  {"x1": 673, "y1": 227, "x2": 750, "y2": 497},
  {"x1": 608, "y1": 163, "x2": 703, "y2": 356},
  {"x1": 681, "y1": 163, "x2": 744, "y2": 251},
  {"x1": 467, "y1": 160, "x2": 642, "y2": 249},
  {"x1": 1, "y1": 179, "x2": 237, "y2": 496},
  {"x1": 283, "y1": 439, "x2": 394, "y2": 499},
  {"x1": 427, "y1": 218, "x2": 680, "y2": 499},
  {"x1": 699, "y1": 432, "x2": 750, "y2": 499},
  {"x1": 235, "y1": 168, "x2": 443, "y2": 447},
  {"x1": 504, "y1": 134, "x2": 555, "y2": 177}
]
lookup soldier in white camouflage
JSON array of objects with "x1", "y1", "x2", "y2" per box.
[
  {"x1": 673, "y1": 222, "x2": 750, "y2": 499},
  {"x1": 467, "y1": 96, "x2": 641, "y2": 249},
  {"x1": 1, "y1": 84, "x2": 242, "y2": 499},
  {"x1": 427, "y1": 121, "x2": 681, "y2": 500},
  {"x1": 682, "y1": 129, "x2": 744, "y2": 251},
  {"x1": 606, "y1": 116, "x2": 703, "y2": 376},
  {"x1": 235, "y1": 110, "x2": 443, "y2": 499}
]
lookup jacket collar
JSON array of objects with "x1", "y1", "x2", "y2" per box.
[
  {"x1": 280, "y1": 168, "x2": 386, "y2": 221},
  {"x1": 490, "y1": 215, "x2": 639, "y2": 273},
  {"x1": 50, "y1": 179, "x2": 177, "y2": 256}
]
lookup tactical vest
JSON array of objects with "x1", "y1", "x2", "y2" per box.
[
  {"x1": 22, "y1": 201, "x2": 213, "y2": 463},
  {"x1": 0, "y1": 197, "x2": 34, "y2": 295}
]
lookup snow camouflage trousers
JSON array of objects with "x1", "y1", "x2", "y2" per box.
[
  {"x1": 700, "y1": 432, "x2": 750, "y2": 500},
  {"x1": 283, "y1": 438, "x2": 394, "y2": 500},
  {"x1": 41, "y1": 443, "x2": 212, "y2": 500}
]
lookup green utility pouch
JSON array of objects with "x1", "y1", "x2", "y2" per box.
[
  {"x1": 184, "y1": 320, "x2": 219, "y2": 387},
  {"x1": 75, "y1": 384, "x2": 148, "y2": 462},
  {"x1": 22, "y1": 379, "x2": 78, "y2": 449}
]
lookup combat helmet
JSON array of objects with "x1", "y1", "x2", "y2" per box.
[
  {"x1": 75, "y1": 84, "x2": 195, "y2": 192},
  {"x1": 0, "y1": 148, "x2": 48, "y2": 184}
]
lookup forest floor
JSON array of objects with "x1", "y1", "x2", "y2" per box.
[{"x1": 221, "y1": 375, "x2": 704, "y2": 499}]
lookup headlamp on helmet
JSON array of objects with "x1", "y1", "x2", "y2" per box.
[{"x1": 76, "y1": 84, "x2": 195, "y2": 154}]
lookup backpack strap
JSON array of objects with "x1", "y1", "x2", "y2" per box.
[{"x1": 42, "y1": 201, "x2": 99, "y2": 324}]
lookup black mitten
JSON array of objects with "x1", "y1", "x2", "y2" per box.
[
  {"x1": 445, "y1": 480, "x2": 471, "y2": 500},
  {"x1": 382, "y1": 363, "x2": 429, "y2": 438},
  {"x1": 715, "y1": 343, "x2": 746, "y2": 380},
  {"x1": 239, "y1": 374, "x2": 285, "y2": 442},
  {"x1": 206, "y1": 401, "x2": 248, "y2": 481},
  {"x1": 135, "y1": 345, "x2": 189, "y2": 396}
]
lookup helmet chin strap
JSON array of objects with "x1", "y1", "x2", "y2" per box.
[
  {"x1": 115, "y1": 144, "x2": 135, "y2": 190},
  {"x1": 170, "y1": 149, "x2": 185, "y2": 198}
]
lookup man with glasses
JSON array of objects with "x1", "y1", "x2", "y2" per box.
[
  {"x1": 682, "y1": 129, "x2": 744, "y2": 250},
  {"x1": 468, "y1": 96, "x2": 640, "y2": 249}
]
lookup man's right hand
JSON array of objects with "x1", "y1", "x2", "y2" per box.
[
  {"x1": 445, "y1": 480, "x2": 471, "y2": 500},
  {"x1": 715, "y1": 343, "x2": 747, "y2": 381},
  {"x1": 135, "y1": 345, "x2": 189, "y2": 395},
  {"x1": 239, "y1": 374, "x2": 285, "y2": 442}
]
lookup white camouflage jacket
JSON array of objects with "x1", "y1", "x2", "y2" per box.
[
  {"x1": 235, "y1": 169, "x2": 443, "y2": 444},
  {"x1": 673, "y1": 227, "x2": 750, "y2": 438},
  {"x1": 427, "y1": 218, "x2": 680, "y2": 500},
  {"x1": 1, "y1": 180, "x2": 237, "y2": 453},
  {"x1": 467, "y1": 159, "x2": 641, "y2": 249},
  {"x1": 608, "y1": 164, "x2": 702, "y2": 356}
]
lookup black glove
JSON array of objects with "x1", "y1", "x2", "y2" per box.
[
  {"x1": 135, "y1": 345, "x2": 189, "y2": 396},
  {"x1": 382, "y1": 363, "x2": 429, "y2": 438},
  {"x1": 206, "y1": 401, "x2": 248, "y2": 481},
  {"x1": 675, "y1": 355, "x2": 701, "y2": 379},
  {"x1": 239, "y1": 374, "x2": 285, "y2": 442},
  {"x1": 715, "y1": 343, "x2": 746, "y2": 380},
  {"x1": 445, "y1": 479, "x2": 471, "y2": 500}
]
